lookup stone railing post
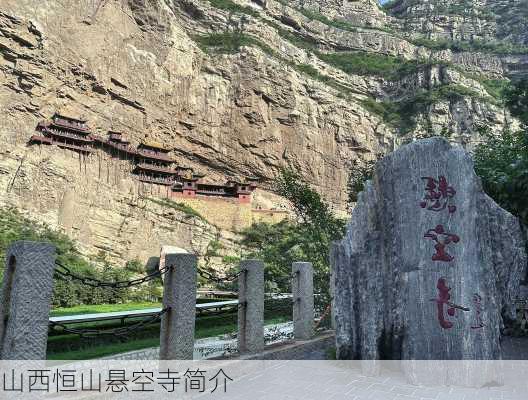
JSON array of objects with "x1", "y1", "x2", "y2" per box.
[
  {"x1": 292, "y1": 262, "x2": 314, "y2": 340},
  {"x1": 238, "y1": 259, "x2": 264, "y2": 354},
  {"x1": 0, "y1": 241, "x2": 56, "y2": 360},
  {"x1": 159, "y1": 253, "x2": 197, "y2": 360}
]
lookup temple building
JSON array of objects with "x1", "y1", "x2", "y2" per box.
[
  {"x1": 134, "y1": 141, "x2": 176, "y2": 186},
  {"x1": 30, "y1": 113, "x2": 93, "y2": 154},
  {"x1": 172, "y1": 172, "x2": 258, "y2": 203},
  {"x1": 27, "y1": 114, "x2": 260, "y2": 204},
  {"x1": 92, "y1": 131, "x2": 137, "y2": 158}
]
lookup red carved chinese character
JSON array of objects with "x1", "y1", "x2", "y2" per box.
[
  {"x1": 424, "y1": 225, "x2": 460, "y2": 262},
  {"x1": 471, "y1": 293, "x2": 485, "y2": 330},
  {"x1": 432, "y1": 278, "x2": 469, "y2": 329},
  {"x1": 420, "y1": 176, "x2": 457, "y2": 214}
]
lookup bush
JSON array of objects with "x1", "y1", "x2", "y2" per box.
[
  {"x1": 125, "y1": 259, "x2": 145, "y2": 274},
  {"x1": 240, "y1": 169, "x2": 346, "y2": 308},
  {"x1": 474, "y1": 128, "x2": 528, "y2": 225}
]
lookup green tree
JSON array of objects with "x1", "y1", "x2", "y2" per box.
[
  {"x1": 473, "y1": 78, "x2": 528, "y2": 226},
  {"x1": 506, "y1": 79, "x2": 528, "y2": 125},
  {"x1": 241, "y1": 169, "x2": 346, "y2": 309},
  {"x1": 474, "y1": 128, "x2": 528, "y2": 225},
  {"x1": 0, "y1": 207, "x2": 154, "y2": 307},
  {"x1": 347, "y1": 160, "x2": 375, "y2": 207}
]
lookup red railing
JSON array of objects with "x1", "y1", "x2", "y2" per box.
[
  {"x1": 136, "y1": 149, "x2": 173, "y2": 163},
  {"x1": 137, "y1": 175, "x2": 174, "y2": 185},
  {"x1": 55, "y1": 142, "x2": 93, "y2": 153}
]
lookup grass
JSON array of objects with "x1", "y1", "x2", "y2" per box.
[
  {"x1": 202, "y1": 0, "x2": 528, "y2": 62},
  {"x1": 50, "y1": 302, "x2": 161, "y2": 317},
  {"x1": 478, "y1": 79, "x2": 512, "y2": 102},
  {"x1": 51, "y1": 298, "x2": 233, "y2": 317}
]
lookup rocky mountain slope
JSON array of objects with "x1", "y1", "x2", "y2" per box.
[{"x1": 0, "y1": 0, "x2": 526, "y2": 266}]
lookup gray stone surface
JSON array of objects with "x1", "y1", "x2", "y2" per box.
[
  {"x1": 0, "y1": 241, "x2": 56, "y2": 360},
  {"x1": 238, "y1": 259, "x2": 264, "y2": 353},
  {"x1": 158, "y1": 245, "x2": 188, "y2": 279},
  {"x1": 292, "y1": 262, "x2": 314, "y2": 340},
  {"x1": 159, "y1": 253, "x2": 197, "y2": 360},
  {"x1": 331, "y1": 138, "x2": 527, "y2": 365}
]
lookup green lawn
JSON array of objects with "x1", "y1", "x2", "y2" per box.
[
  {"x1": 50, "y1": 298, "x2": 232, "y2": 317},
  {"x1": 50, "y1": 302, "x2": 161, "y2": 317}
]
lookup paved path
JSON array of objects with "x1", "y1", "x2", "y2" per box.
[{"x1": 192, "y1": 360, "x2": 528, "y2": 400}]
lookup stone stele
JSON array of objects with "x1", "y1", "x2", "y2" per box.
[{"x1": 331, "y1": 138, "x2": 527, "y2": 363}]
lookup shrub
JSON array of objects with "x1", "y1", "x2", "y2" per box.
[
  {"x1": 0, "y1": 207, "x2": 159, "y2": 308},
  {"x1": 240, "y1": 169, "x2": 346, "y2": 308}
]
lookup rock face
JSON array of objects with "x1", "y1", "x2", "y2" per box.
[
  {"x1": 331, "y1": 138, "x2": 527, "y2": 360},
  {"x1": 388, "y1": 0, "x2": 528, "y2": 45},
  {"x1": 0, "y1": 0, "x2": 527, "y2": 266}
]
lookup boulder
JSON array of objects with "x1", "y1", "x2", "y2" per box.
[{"x1": 331, "y1": 138, "x2": 527, "y2": 363}]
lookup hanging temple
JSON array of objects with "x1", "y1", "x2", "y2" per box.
[{"x1": 28, "y1": 113, "x2": 259, "y2": 204}]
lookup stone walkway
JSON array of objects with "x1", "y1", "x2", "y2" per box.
[{"x1": 192, "y1": 360, "x2": 528, "y2": 400}]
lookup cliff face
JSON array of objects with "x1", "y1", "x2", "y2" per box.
[
  {"x1": 0, "y1": 0, "x2": 526, "y2": 266},
  {"x1": 387, "y1": 0, "x2": 528, "y2": 45}
]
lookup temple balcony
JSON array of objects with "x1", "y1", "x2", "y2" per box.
[
  {"x1": 44, "y1": 127, "x2": 94, "y2": 143},
  {"x1": 136, "y1": 149, "x2": 173, "y2": 163},
  {"x1": 195, "y1": 183, "x2": 237, "y2": 197},
  {"x1": 55, "y1": 141, "x2": 93, "y2": 153},
  {"x1": 29, "y1": 135, "x2": 52, "y2": 145},
  {"x1": 137, "y1": 175, "x2": 174, "y2": 186},
  {"x1": 135, "y1": 162, "x2": 176, "y2": 175},
  {"x1": 93, "y1": 136, "x2": 137, "y2": 155}
]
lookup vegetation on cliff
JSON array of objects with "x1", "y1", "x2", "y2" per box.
[
  {"x1": 241, "y1": 169, "x2": 346, "y2": 309},
  {"x1": 0, "y1": 207, "x2": 161, "y2": 307}
]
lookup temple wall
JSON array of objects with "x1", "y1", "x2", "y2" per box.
[{"x1": 171, "y1": 193, "x2": 289, "y2": 232}]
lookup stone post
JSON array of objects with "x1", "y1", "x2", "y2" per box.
[
  {"x1": 238, "y1": 259, "x2": 264, "y2": 353},
  {"x1": 292, "y1": 262, "x2": 314, "y2": 340},
  {"x1": 0, "y1": 241, "x2": 56, "y2": 360},
  {"x1": 159, "y1": 253, "x2": 197, "y2": 360}
]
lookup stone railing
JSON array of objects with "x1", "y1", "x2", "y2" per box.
[{"x1": 0, "y1": 241, "x2": 316, "y2": 361}]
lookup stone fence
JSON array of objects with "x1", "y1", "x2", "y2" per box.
[{"x1": 0, "y1": 241, "x2": 317, "y2": 360}]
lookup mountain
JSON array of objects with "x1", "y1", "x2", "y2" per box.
[{"x1": 0, "y1": 0, "x2": 526, "y2": 265}]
